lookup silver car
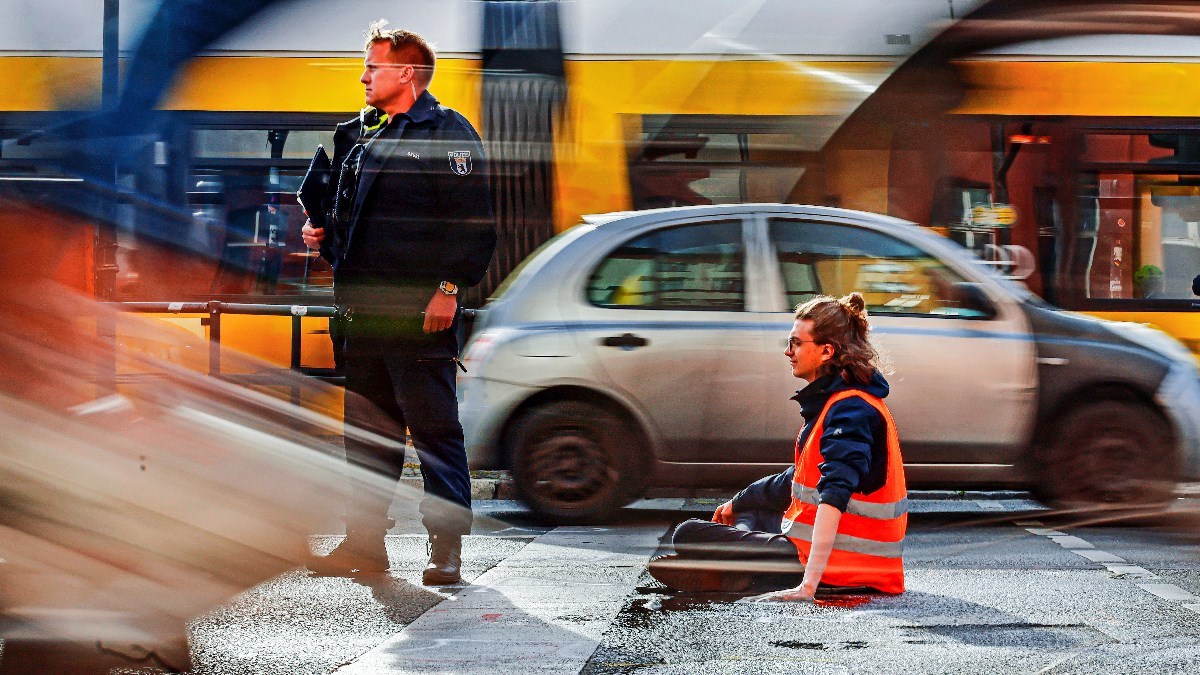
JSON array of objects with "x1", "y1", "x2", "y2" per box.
[{"x1": 458, "y1": 204, "x2": 1200, "y2": 523}]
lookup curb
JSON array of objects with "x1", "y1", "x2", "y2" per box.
[
  {"x1": 400, "y1": 475, "x2": 1041, "y2": 503},
  {"x1": 398, "y1": 478, "x2": 1199, "y2": 503},
  {"x1": 400, "y1": 476, "x2": 513, "y2": 500}
]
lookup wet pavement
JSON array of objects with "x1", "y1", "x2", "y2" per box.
[{"x1": 14, "y1": 495, "x2": 1200, "y2": 673}]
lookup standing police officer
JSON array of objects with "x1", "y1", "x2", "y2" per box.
[{"x1": 302, "y1": 21, "x2": 496, "y2": 584}]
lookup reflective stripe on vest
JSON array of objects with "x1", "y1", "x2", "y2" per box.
[
  {"x1": 781, "y1": 520, "x2": 904, "y2": 558},
  {"x1": 792, "y1": 483, "x2": 909, "y2": 521}
]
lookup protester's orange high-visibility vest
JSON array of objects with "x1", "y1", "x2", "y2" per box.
[{"x1": 781, "y1": 389, "x2": 907, "y2": 594}]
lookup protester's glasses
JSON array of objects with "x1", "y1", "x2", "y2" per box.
[{"x1": 786, "y1": 337, "x2": 820, "y2": 350}]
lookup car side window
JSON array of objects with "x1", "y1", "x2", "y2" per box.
[
  {"x1": 770, "y1": 219, "x2": 991, "y2": 317},
  {"x1": 587, "y1": 220, "x2": 745, "y2": 311}
]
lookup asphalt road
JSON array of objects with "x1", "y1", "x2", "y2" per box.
[{"x1": 14, "y1": 496, "x2": 1200, "y2": 674}]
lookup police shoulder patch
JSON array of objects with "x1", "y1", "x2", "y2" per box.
[{"x1": 448, "y1": 150, "x2": 472, "y2": 176}]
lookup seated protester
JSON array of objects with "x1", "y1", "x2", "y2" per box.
[{"x1": 649, "y1": 292, "x2": 907, "y2": 601}]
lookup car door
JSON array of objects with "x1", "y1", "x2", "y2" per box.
[
  {"x1": 571, "y1": 217, "x2": 765, "y2": 463},
  {"x1": 752, "y1": 216, "x2": 1038, "y2": 469}
]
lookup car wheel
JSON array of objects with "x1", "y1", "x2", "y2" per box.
[
  {"x1": 508, "y1": 401, "x2": 641, "y2": 524},
  {"x1": 1034, "y1": 400, "x2": 1178, "y2": 509}
]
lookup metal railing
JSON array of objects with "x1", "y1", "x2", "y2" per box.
[
  {"x1": 108, "y1": 301, "x2": 478, "y2": 395},
  {"x1": 105, "y1": 301, "x2": 342, "y2": 407},
  {"x1": 114, "y1": 301, "x2": 339, "y2": 378}
]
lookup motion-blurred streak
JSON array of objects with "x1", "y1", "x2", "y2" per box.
[
  {"x1": 475, "y1": 0, "x2": 568, "y2": 305},
  {"x1": 29, "y1": 0, "x2": 282, "y2": 142},
  {"x1": 115, "y1": 1, "x2": 280, "y2": 125},
  {"x1": 826, "y1": 0, "x2": 1200, "y2": 127},
  {"x1": 0, "y1": 270, "x2": 499, "y2": 671}
]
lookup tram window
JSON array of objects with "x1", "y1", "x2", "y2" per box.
[
  {"x1": 188, "y1": 170, "x2": 332, "y2": 297},
  {"x1": 192, "y1": 129, "x2": 335, "y2": 160},
  {"x1": 1077, "y1": 172, "x2": 1200, "y2": 300},
  {"x1": 689, "y1": 167, "x2": 742, "y2": 204},
  {"x1": 628, "y1": 115, "x2": 824, "y2": 209},
  {"x1": 770, "y1": 219, "x2": 990, "y2": 318},
  {"x1": 1081, "y1": 133, "x2": 1200, "y2": 166},
  {"x1": 181, "y1": 122, "x2": 340, "y2": 299}
]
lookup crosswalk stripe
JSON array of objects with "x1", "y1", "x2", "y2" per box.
[{"x1": 335, "y1": 525, "x2": 667, "y2": 674}]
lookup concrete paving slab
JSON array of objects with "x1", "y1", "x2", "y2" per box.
[
  {"x1": 504, "y1": 545, "x2": 653, "y2": 567},
  {"x1": 469, "y1": 563, "x2": 647, "y2": 586},
  {"x1": 447, "y1": 583, "x2": 634, "y2": 607},
  {"x1": 336, "y1": 524, "x2": 668, "y2": 674},
  {"x1": 401, "y1": 606, "x2": 615, "y2": 642},
  {"x1": 337, "y1": 634, "x2": 597, "y2": 675},
  {"x1": 185, "y1": 535, "x2": 533, "y2": 675}
]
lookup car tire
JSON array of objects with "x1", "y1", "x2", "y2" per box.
[
  {"x1": 1033, "y1": 400, "x2": 1178, "y2": 509},
  {"x1": 507, "y1": 400, "x2": 641, "y2": 524}
]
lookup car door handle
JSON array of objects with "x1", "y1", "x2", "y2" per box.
[{"x1": 601, "y1": 333, "x2": 649, "y2": 348}]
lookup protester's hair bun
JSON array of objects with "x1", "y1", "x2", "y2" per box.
[
  {"x1": 842, "y1": 292, "x2": 866, "y2": 315},
  {"x1": 839, "y1": 292, "x2": 869, "y2": 336}
]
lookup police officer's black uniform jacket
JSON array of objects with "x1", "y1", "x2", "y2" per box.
[{"x1": 318, "y1": 90, "x2": 496, "y2": 355}]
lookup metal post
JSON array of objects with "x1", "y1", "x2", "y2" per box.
[
  {"x1": 102, "y1": 0, "x2": 120, "y2": 110},
  {"x1": 94, "y1": 0, "x2": 121, "y2": 302},
  {"x1": 290, "y1": 313, "x2": 303, "y2": 404},
  {"x1": 96, "y1": 309, "x2": 118, "y2": 397},
  {"x1": 290, "y1": 314, "x2": 303, "y2": 370},
  {"x1": 94, "y1": 0, "x2": 121, "y2": 397},
  {"x1": 208, "y1": 301, "x2": 222, "y2": 376}
]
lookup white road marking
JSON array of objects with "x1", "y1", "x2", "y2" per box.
[
  {"x1": 335, "y1": 525, "x2": 666, "y2": 674},
  {"x1": 1025, "y1": 527, "x2": 1066, "y2": 536},
  {"x1": 1070, "y1": 549, "x2": 1125, "y2": 564},
  {"x1": 1104, "y1": 564, "x2": 1158, "y2": 579},
  {"x1": 976, "y1": 500, "x2": 1006, "y2": 511},
  {"x1": 1048, "y1": 535, "x2": 1095, "y2": 549},
  {"x1": 1135, "y1": 583, "x2": 1199, "y2": 602},
  {"x1": 1021, "y1": 520, "x2": 1195, "y2": 611}
]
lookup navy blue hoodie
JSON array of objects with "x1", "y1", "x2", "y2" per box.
[{"x1": 730, "y1": 370, "x2": 891, "y2": 514}]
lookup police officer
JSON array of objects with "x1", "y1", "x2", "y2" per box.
[{"x1": 302, "y1": 21, "x2": 496, "y2": 584}]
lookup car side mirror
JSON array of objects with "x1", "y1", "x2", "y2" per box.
[
  {"x1": 953, "y1": 282, "x2": 997, "y2": 319},
  {"x1": 1192, "y1": 274, "x2": 1200, "y2": 297}
]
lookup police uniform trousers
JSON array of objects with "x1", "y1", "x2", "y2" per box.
[{"x1": 341, "y1": 313, "x2": 472, "y2": 538}]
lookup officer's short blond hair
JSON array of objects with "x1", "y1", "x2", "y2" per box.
[{"x1": 364, "y1": 19, "x2": 436, "y2": 89}]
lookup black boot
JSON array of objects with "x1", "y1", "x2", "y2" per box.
[
  {"x1": 307, "y1": 523, "x2": 390, "y2": 575},
  {"x1": 422, "y1": 533, "x2": 462, "y2": 585}
]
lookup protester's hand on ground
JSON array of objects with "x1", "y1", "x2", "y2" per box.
[
  {"x1": 301, "y1": 220, "x2": 324, "y2": 249},
  {"x1": 746, "y1": 582, "x2": 818, "y2": 603},
  {"x1": 424, "y1": 291, "x2": 458, "y2": 333},
  {"x1": 712, "y1": 500, "x2": 736, "y2": 525}
]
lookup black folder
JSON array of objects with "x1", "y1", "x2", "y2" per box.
[{"x1": 296, "y1": 145, "x2": 331, "y2": 229}]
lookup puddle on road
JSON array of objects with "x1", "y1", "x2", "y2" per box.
[
  {"x1": 770, "y1": 639, "x2": 869, "y2": 650},
  {"x1": 632, "y1": 586, "x2": 878, "y2": 612},
  {"x1": 913, "y1": 623, "x2": 1112, "y2": 649},
  {"x1": 814, "y1": 595, "x2": 875, "y2": 609}
]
